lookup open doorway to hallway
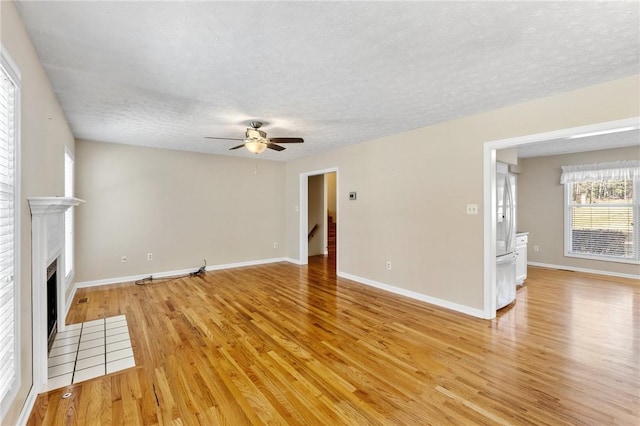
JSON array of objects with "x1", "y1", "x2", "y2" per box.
[
  {"x1": 307, "y1": 172, "x2": 337, "y2": 273},
  {"x1": 296, "y1": 167, "x2": 340, "y2": 275}
]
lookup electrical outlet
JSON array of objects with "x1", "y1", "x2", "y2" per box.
[
  {"x1": 273, "y1": 242, "x2": 278, "y2": 249},
  {"x1": 386, "y1": 261, "x2": 392, "y2": 270},
  {"x1": 121, "y1": 256, "x2": 127, "y2": 263},
  {"x1": 466, "y1": 204, "x2": 478, "y2": 215},
  {"x1": 533, "y1": 245, "x2": 540, "y2": 252},
  {"x1": 147, "y1": 253, "x2": 153, "y2": 261}
]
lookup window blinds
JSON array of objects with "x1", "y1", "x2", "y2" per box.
[
  {"x1": 570, "y1": 205, "x2": 633, "y2": 258},
  {"x1": 0, "y1": 65, "x2": 16, "y2": 411},
  {"x1": 563, "y1": 162, "x2": 638, "y2": 262}
]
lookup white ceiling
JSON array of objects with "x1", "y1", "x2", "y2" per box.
[{"x1": 14, "y1": 1, "x2": 640, "y2": 161}]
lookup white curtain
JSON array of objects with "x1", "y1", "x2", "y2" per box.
[{"x1": 560, "y1": 160, "x2": 640, "y2": 184}]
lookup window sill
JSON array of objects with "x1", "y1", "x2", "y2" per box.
[{"x1": 564, "y1": 252, "x2": 640, "y2": 265}]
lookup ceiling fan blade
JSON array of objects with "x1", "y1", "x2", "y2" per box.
[
  {"x1": 268, "y1": 137, "x2": 304, "y2": 144},
  {"x1": 267, "y1": 143, "x2": 286, "y2": 151},
  {"x1": 205, "y1": 136, "x2": 245, "y2": 141},
  {"x1": 229, "y1": 144, "x2": 246, "y2": 150}
]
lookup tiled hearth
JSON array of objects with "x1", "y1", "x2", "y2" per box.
[{"x1": 46, "y1": 315, "x2": 135, "y2": 391}]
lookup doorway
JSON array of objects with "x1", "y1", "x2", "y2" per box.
[
  {"x1": 299, "y1": 168, "x2": 339, "y2": 272},
  {"x1": 483, "y1": 117, "x2": 639, "y2": 319}
]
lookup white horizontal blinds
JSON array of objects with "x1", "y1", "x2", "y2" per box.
[
  {"x1": 570, "y1": 205, "x2": 633, "y2": 258},
  {"x1": 64, "y1": 151, "x2": 73, "y2": 277},
  {"x1": 0, "y1": 65, "x2": 16, "y2": 408},
  {"x1": 565, "y1": 165, "x2": 638, "y2": 261}
]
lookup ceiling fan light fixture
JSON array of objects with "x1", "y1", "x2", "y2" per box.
[
  {"x1": 205, "y1": 120, "x2": 303, "y2": 154},
  {"x1": 245, "y1": 140, "x2": 267, "y2": 154}
]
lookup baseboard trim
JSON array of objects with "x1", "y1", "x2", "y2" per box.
[
  {"x1": 528, "y1": 261, "x2": 640, "y2": 280},
  {"x1": 76, "y1": 268, "x2": 198, "y2": 288},
  {"x1": 284, "y1": 257, "x2": 303, "y2": 265},
  {"x1": 337, "y1": 271, "x2": 485, "y2": 318},
  {"x1": 75, "y1": 257, "x2": 290, "y2": 288},
  {"x1": 16, "y1": 386, "x2": 38, "y2": 426},
  {"x1": 206, "y1": 257, "x2": 287, "y2": 271}
]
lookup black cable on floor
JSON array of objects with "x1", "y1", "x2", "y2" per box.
[{"x1": 135, "y1": 260, "x2": 207, "y2": 286}]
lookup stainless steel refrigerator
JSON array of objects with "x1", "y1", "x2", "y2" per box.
[{"x1": 496, "y1": 163, "x2": 517, "y2": 309}]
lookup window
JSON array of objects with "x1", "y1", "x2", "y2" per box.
[
  {"x1": 64, "y1": 149, "x2": 73, "y2": 278},
  {"x1": 0, "y1": 49, "x2": 20, "y2": 419},
  {"x1": 562, "y1": 161, "x2": 639, "y2": 264}
]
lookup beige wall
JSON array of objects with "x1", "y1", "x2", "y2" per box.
[
  {"x1": 308, "y1": 174, "x2": 324, "y2": 256},
  {"x1": 74, "y1": 140, "x2": 286, "y2": 283},
  {"x1": 285, "y1": 75, "x2": 639, "y2": 312},
  {"x1": 1, "y1": 1, "x2": 75, "y2": 423},
  {"x1": 496, "y1": 148, "x2": 518, "y2": 165},
  {"x1": 518, "y1": 146, "x2": 639, "y2": 276}
]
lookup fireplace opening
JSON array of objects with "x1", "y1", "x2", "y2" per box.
[{"x1": 46, "y1": 259, "x2": 57, "y2": 352}]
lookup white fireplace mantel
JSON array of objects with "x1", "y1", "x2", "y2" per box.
[
  {"x1": 28, "y1": 196, "x2": 84, "y2": 392},
  {"x1": 29, "y1": 196, "x2": 85, "y2": 215}
]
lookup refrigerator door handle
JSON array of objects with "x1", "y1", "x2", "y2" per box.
[
  {"x1": 497, "y1": 253, "x2": 518, "y2": 264},
  {"x1": 504, "y1": 176, "x2": 514, "y2": 253}
]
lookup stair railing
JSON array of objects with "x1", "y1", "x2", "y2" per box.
[{"x1": 308, "y1": 224, "x2": 318, "y2": 241}]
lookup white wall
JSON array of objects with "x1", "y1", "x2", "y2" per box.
[
  {"x1": 1, "y1": 2, "x2": 75, "y2": 423},
  {"x1": 518, "y1": 146, "x2": 639, "y2": 276},
  {"x1": 75, "y1": 140, "x2": 286, "y2": 283},
  {"x1": 285, "y1": 75, "x2": 639, "y2": 312}
]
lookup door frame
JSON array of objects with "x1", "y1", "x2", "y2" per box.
[
  {"x1": 299, "y1": 167, "x2": 339, "y2": 268},
  {"x1": 482, "y1": 117, "x2": 639, "y2": 319}
]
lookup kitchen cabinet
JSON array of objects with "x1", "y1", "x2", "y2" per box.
[{"x1": 516, "y1": 232, "x2": 528, "y2": 285}]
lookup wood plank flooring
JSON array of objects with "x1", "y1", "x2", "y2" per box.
[{"x1": 28, "y1": 258, "x2": 639, "y2": 425}]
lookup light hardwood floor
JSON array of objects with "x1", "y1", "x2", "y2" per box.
[{"x1": 28, "y1": 258, "x2": 639, "y2": 425}]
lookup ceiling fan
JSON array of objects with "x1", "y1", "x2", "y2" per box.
[{"x1": 205, "y1": 121, "x2": 304, "y2": 154}]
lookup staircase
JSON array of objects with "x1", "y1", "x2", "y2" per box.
[{"x1": 327, "y1": 216, "x2": 336, "y2": 267}]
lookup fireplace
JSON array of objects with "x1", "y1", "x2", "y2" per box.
[
  {"x1": 46, "y1": 259, "x2": 58, "y2": 351},
  {"x1": 28, "y1": 196, "x2": 84, "y2": 392}
]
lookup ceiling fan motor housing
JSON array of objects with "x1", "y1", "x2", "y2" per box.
[{"x1": 246, "y1": 128, "x2": 267, "y2": 141}]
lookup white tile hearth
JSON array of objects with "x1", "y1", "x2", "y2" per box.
[{"x1": 46, "y1": 315, "x2": 135, "y2": 391}]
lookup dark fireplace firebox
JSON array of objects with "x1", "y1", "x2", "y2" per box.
[{"x1": 46, "y1": 259, "x2": 57, "y2": 351}]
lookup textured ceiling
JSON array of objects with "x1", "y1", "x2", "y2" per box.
[{"x1": 14, "y1": 1, "x2": 640, "y2": 161}]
